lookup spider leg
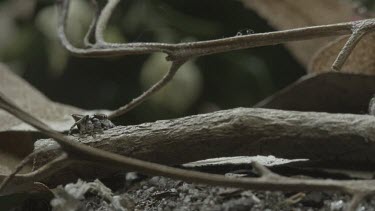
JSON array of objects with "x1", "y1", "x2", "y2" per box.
[
  {"x1": 69, "y1": 114, "x2": 90, "y2": 135},
  {"x1": 68, "y1": 122, "x2": 79, "y2": 135}
]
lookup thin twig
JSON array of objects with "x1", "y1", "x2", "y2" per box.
[
  {"x1": 332, "y1": 19, "x2": 375, "y2": 71},
  {"x1": 347, "y1": 192, "x2": 368, "y2": 211},
  {"x1": 57, "y1": 0, "x2": 375, "y2": 60},
  {"x1": 108, "y1": 59, "x2": 186, "y2": 119},
  {"x1": 56, "y1": 0, "x2": 375, "y2": 119},
  {"x1": 0, "y1": 153, "x2": 70, "y2": 195},
  {"x1": 57, "y1": 0, "x2": 173, "y2": 56},
  {"x1": 95, "y1": 0, "x2": 120, "y2": 45},
  {"x1": 252, "y1": 161, "x2": 277, "y2": 178},
  {"x1": 0, "y1": 150, "x2": 40, "y2": 192},
  {"x1": 83, "y1": 0, "x2": 100, "y2": 47},
  {"x1": 25, "y1": 153, "x2": 70, "y2": 182},
  {"x1": 332, "y1": 31, "x2": 367, "y2": 71}
]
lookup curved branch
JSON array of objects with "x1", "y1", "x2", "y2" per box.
[
  {"x1": 56, "y1": 0, "x2": 375, "y2": 119},
  {"x1": 83, "y1": 0, "x2": 100, "y2": 47},
  {"x1": 331, "y1": 31, "x2": 366, "y2": 71},
  {"x1": 347, "y1": 192, "x2": 368, "y2": 211},
  {"x1": 0, "y1": 153, "x2": 71, "y2": 195},
  {"x1": 56, "y1": 0, "x2": 375, "y2": 60},
  {"x1": 95, "y1": 0, "x2": 120, "y2": 45},
  {"x1": 108, "y1": 59, "x2": 186, "y2": 119},
  {"x1": 331, "y1": 19, "x2": 375, "y2": 71},
  {"x1": 0, "y1": 150, "x2": 40, "y2": 192},
  {"x1": 56, "y1": 0, "x2": 174, "y2": 56}
]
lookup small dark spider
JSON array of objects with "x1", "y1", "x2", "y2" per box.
[{"x1": 69, "y1": 114, "x2": 115, "y2": 136}]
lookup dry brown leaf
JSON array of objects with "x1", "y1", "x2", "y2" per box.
[
  {"x1": 255, "y1": 72, "x2": 375, "y2": 113},
  {"x1": 0, "y1": 64, "x2": 113, "y2": 181},
  {"x1": 0, "y1": 63, "x2": 84, "y2": 132},
  {"x1": 309, "y1": 34, "x2": 375, "y2": 74},
  {"x1": 0, "y1": 64, "x2": 80, "y2": 178},
  {"x1": 241, "y1": 0, "x2": 356, "y2": 67}
]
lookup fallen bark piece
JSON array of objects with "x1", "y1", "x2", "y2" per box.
[{"x1": 35, "y1": 107, "x2": 375, "y2": 167}]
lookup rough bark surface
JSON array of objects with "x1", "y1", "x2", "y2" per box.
[{"x1": 35, "y1": 107, "x2": 375, "y2": 167}]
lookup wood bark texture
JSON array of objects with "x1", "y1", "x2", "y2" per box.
[{"x1": 35, "y1": 107, "x2": 375, "y2": 167}]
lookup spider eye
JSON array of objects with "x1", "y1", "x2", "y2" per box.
[{"x1": 94, "y1": 114, "x2": 107, "y2": 119}]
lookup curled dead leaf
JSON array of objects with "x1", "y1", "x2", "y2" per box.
[{"x1": 256, "y1": 72, "x2": 375, "y2": 113}]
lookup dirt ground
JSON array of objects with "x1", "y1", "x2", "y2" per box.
[
  {"x1": 45, "y1": 157, "x2": 375, "y2": 210},
  {"x1": 120, "y1": 176, "x2": 356, "y2": 211}
]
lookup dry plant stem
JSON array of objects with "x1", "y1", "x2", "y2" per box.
[
  {"x1": 347, "y1": 192, "x2": 369, "y2": 211},
  {"x1": 56, "y1": 0, "x2": 375, "y2": 118},
  {"x1": 59, "y1": 0, "x2": 188, "y2": 118},
  {"x1": 331, "y1": 30, "x2": 367, "y2": 71},
  {"x1": 0, "y1": 153, "x2": 70, "y2": 195},
  {"x1": 1, "y1": 92, "x2": 375, "y2": 203},
  {"x1": 25, "y1": 153, "x2": 70, "y2": 182},
  {"x1": 108, "y1": 60, "x2": 186, "y2": 119},
  {"x1": 57, "y1": 0, "x2": 172, "y2": 56},
  {"x1": 332, "y1": 19, "x2": 375, "y2": 71},
  {"x1": 0, "y1": 150, "x2": 40, "y2": 192},
  {"x1": 83, "y1": 0, "x2": 99, "y2": 47},
  {"x1": 251, "y1": 161, "x2": 276, "y2": 178},
  {"x1": 58, "y1": 0, "x2": 375, "y2": 60},
  {"x1": 95, "y1": 0, "x2": 120, "y2": 45},
  {"x1": 57, "y1": 0, "x2": 375, "y2": 120}
]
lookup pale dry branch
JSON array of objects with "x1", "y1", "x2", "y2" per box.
[
  {"x1": 57, "y1": 0, "x2": 356, "y2": 58},
  {"x1": 94, "y1": 0, "x2": 119, "y2": 45},
  {"x1": 26, "y1": 153, "x2": 70, "y2": 183},
  {"x1": 332, "y1": 19, "x2": 375, "y2": 71},
  {"x1": 57, "y1": 0, "x2": 375, "y2": 60},
  {"x1": 0, "y1": 145, "x2": 64, "y2": 193},
  {"x1": 108, "y1": 59, "x2": 187, "y2": 119},
  {"x1": 83, "y1": 0, "x2": 99, "y2": 47},
  {"x1": 0, "y1": 150, "x2": 39, "y2": 192},
  {"x1": 347, "y1": 192, "x2": 368, "y2": 211},
  {"x1": 331, "y1": 31, "x2": 366, "y2": 71},
  {"x1": 251, "y1": 161, "x2": 277, "y2": 179},
  {"x1": 58, "y1": 0, "x2": 188, "y2": 118},
  {"x1": 57, "y1": 0, "x2": 375, "y2": 119},
  {"x1": 0, "y1": 153, "x2": 71, "y2": 196}
]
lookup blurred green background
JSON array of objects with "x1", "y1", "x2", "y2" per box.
[{"x1": 0, "y1": 0, "x2": 310, "y2": 124}]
